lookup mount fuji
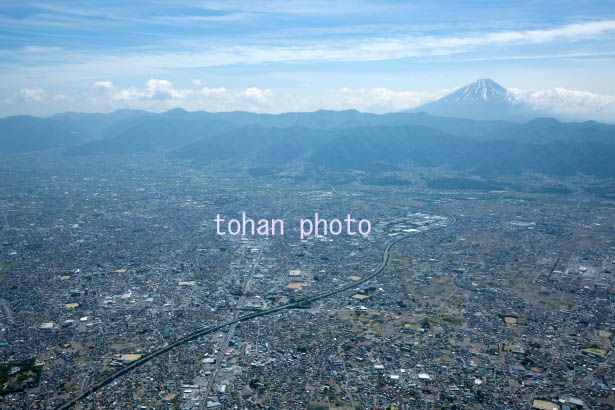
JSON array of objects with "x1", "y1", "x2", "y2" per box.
[{"x1": 411, "y1": 79, "x2": 543, "y2": 121}]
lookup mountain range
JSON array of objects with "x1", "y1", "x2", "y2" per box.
[{"x1": 1, "y1": 79, "x2": 614, "y2": 179}]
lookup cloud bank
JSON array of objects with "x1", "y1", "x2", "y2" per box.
[
  {"x1": 87, "y1": 79, "x2": 275, "y2": 112},
  {"x1": 17, "y1": 87, "x2": 46, "y2": 102},
  {"x1": 7, "y1": 79, "x2": 615, "y2": 122},
  {"x1": 509, "y1": 87, "x2": 615, "y2": 121}
]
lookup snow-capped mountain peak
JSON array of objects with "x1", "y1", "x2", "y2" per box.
[
  {"x1": 410, "y1": 78, "x2": 539, "y2": 121},
  {"x1": 448, "y1": 78, "x2": 509, "y2": 102}
]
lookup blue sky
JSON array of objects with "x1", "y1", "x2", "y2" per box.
[{"x1": 1, "y1": 0, "x2": 615, "y2": 119}]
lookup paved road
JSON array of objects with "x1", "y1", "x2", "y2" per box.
[{"x1": 199, "y1": 240, "x2": 262, "y2": 408}]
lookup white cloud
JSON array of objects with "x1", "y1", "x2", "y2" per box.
[
  {"x1": 23, "y1": 46, "x2": 62, "y2": 53},
  {"x1": 325, "y1": 87, "x2": 446, "y2": 112},
  {"x1": 509, "y1": 87, "x2": 615, "y2": 122},
  {"x1": 4, "y1": 19, "x2": 614, "y2": 86},
  {"x1": 112, "y1": 87, "x2": 141, "y2": 101},
  {"x1": 83, "y1": 80, "x2": 274, "y2": 112},
  {"x1": 107, "y1": 79, "x2": 193, "y2": 101},
  {"x1": 200, "y1": 86, "x2": 227, "y2": 96},
  {"x1": 142, "y1": 79, "x2": 193, "y2": 99},
  {"x1": 420, "y1": 20, "x2": 615, "y2": 51},
  {"x1": 131, "y1": 20, "x2": 615, "y2": 65},
  {"x1": 53, "y1": 93, "x2": 68, "y2": 101},
  {"x1": 239, "y1": 87, "x2": 272, "y2": 102},
  {"x1": 92, "y1": 81, "x2": 114, "y2": 92},
  {"x1": 17, "y1": 87, "x2": 46, "y2": 102}
]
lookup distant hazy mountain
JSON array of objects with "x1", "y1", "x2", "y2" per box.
[
  {"x1": 0, "y1": 109, "x2": 152, "y2": 153},
  {"x1": 2, "y1": 106, "x2": 615, "y2": 177},
  {"x1": 410, "y1": 79, "x2": 542, "y2": 121},
  {"x1": 174, "y1": 124, "x2": 615, "y2": 178},
  {"x1": 0, "y1": 115, "x2": 88, "y2": 153},
  {"x1": 308, "y1": 126, "x2": 615, "y2": 178},
  {"x1": 173, "y1": 125, "x2": 332, "y2": 165},
  {"x1": 63, "y1": 108, "x2": 233, "y2": 155}
]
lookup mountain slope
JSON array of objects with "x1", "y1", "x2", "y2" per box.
[
  {"x1": 63, "y1": 109, "x2": 236, "y2": 155},
  {"x1": 173, "y1": 125, "x2": 332, "y2": 165},
  {"x1": 4, "y1": 106, "x2": 615, "y2": 154},
  {"x1": 310, "y1": 125, "x2": 615, "y2": 177},
  {"x1": 171, "y1": 124, "x2": 615, "y2": 178},
  {"x1": 477, "y1": 117, "x2": 615, "y2": 144},
  {"x1": 0, "y1": 115, "x2": 90, "y2": 152},
  {"x1": 2, "y1": 107, "x2": 615, "y2": 177}
]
